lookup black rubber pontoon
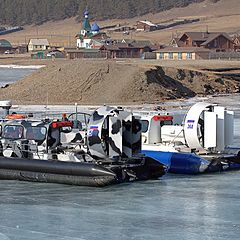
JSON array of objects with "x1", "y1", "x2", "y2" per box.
[{"x1": 0, "y1": 157, "x2": 117, "y2": 187}]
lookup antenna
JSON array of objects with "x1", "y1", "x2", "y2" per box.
[{"x1": 44, "y1": 91, "x2": 49, "y2": 119}]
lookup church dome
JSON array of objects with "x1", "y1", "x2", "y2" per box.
[
  {"x1": 84, "y1": 10, "x2": 89, "y2": 17},
  {"x1": 91, "y1": 22, "x2": 100, "y2": 32}
]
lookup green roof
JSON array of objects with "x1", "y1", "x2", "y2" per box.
[
  {"x1": 0, "y1": 39, "x2": 12, "y2": 48},
  {"x1": 82, "y1": 18, "x2": 91, "y2": 31}
]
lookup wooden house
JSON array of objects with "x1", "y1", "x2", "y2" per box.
[
  {"x1": 100, "y1": 40, "x2": 154, "y2": 58},
  {"x1": 170, "y1": 32, "x2": 234, "y2": 51},
  {"x1": 155, "y1": 47, "x2": 210, "y2": 60},
  {"x1": 28, "y1": 39, "x2": 50, "y2": 52},
  {"x1": 136, "y1": 20, "x2": 158, "y2": 32}
]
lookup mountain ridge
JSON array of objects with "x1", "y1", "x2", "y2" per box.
[{"x1": 0, "y1": 0, "x2": 206, "y2": 26}]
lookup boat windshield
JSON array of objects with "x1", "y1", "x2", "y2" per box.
[
  {"x1": 3, "y1": 125, "x2": 24, "y2": 139},
  {"x1": 141, "y1": 120, "x2": 149, "y2": 133},
  {"x1": 26, "y1": 126, "x2": 47, "y2": 141},
  {"x1": 68, "y1": 113, "x2": 90, "y2": 130}
]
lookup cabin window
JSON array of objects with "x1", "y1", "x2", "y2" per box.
[
  {"x1": 168, "y1": 52, "x2": 173, "y2": 59},
  {"x1": 186, "y1": 53, "x2": 192, "y2": 59},
  {"x1": 68, "y1": 113, "x2": 90, "y2": 130},
  {"x1": 26, "y1": 126, "x2": 47, "y2": 141},
  {"x1": 3, "y1": 125, "x2": 24, "y2": 139},
  {"x1": 161, "y1": 120, "x2": 173, "y2": 126},
  {"x1": 159, "y1": 53, "x2": 164, "y2": 59},
  {"x1": 140, "y1": 120, "x2": 149, "y2": 133},
  {"x1": 178, "y1": 53, "x2": 182, "y2": 60}
]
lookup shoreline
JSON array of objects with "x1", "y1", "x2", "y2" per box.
[
  {"x1": 2, "y1": 93, "x2": 238, "y2": 113},
  {"x1": 0, "y1": 64, "x2": 45, "y2": 69}
]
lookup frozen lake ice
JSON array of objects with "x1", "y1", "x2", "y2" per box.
[
  {"x1": 0, "y1": 172, "x2": 240, "y2": 240},
  {"x1": 0, "y1": 68, "x2": 36, "y2": 87},
  {"x1": 0, "y1": 68, "x2": 239, "y2": 240}
]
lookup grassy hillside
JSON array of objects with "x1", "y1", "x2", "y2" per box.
[
  {"x1": 0, "y1": 0, "x2": 204, "y2": 25},
  {"x1": 2, "y1": 0, "x2": 239, "y2": 46}
]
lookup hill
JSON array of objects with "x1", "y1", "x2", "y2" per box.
[
  {"x1": 0, "y1": 59, "x2": 239, "y2": 105},
  {"x1": 0, "y1": 0, "x2": 204, "y2": 26},
  {"x1": 2, "y1": 0, "x2": 240, "y2": 46}
]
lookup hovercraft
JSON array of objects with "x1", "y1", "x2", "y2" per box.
[
  {"x1": 139, "y1": 102, "x2": 240, "y2": 174},
  {"x1": 0, "y1": 103, "x2": 166, "y2": 187}
]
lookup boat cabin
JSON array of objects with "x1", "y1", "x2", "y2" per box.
[
  {"x1": 140, "y1": 114, "x2": 185, "y2": 146},
  {"x1": 140, "y1": 102, "x2": 236, "y2": 155},
  {"x1": 0, "y1": 119, "x2": 77, "y2": 160}
]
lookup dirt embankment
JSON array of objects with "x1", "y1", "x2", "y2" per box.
[{"x1": 0, "y1": 60, "x2": 239, "y2": 105}]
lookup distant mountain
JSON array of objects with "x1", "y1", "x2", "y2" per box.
[{"x1": 0, "y1": 0, "x2": 210, "y2": 26}]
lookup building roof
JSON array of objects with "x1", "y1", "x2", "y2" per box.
[
  {"x1": 154, "y1": 47, "x2": 210, "y2": 53},
  {"x1": 66, "y1": 48, "x2": 100, "y2": 53},
  {"x1": 233, "y1": 36, "x2": 240, "y2": 45},
  {"x1": 82, "y1": 18, "x2": 91, "y2": 31},
  {"x1": 138, "y1": 20, "x2": 157, "y2": 27},
  {"x1": 179, "y1": 32, "x2": 233, "y2": 43},
  {"x1": 0, "y1": 39, "x2": 12, "y2": 48},
  {"x1": 29, "y1": 38, "x2": 49, "y2": 46},
  {"x1": 120, "y1": 39, "x2": 155, "y2": 49},
  {"x1": 200, "y1": 33, "x2": 233, "y2": 46},
  {"x1": 100, "y1": 45, "x2": 120, "y2": 51},
  {"x1": 91, "y1": 22, "x2": 100, "y2": 32}
]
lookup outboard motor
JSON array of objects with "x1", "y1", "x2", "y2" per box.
[{"x1": 87, "y1": 106, "x2": 142, "y2": 160}]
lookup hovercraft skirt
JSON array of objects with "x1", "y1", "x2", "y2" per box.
[
  {"x1": 0, "y1": 157, "x2": 117, "y2": 187},
  {"x1": 0, "y1": 169, "x2": 116, "y2": 187}
]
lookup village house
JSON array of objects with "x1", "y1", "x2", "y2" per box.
[
  {"x1": 155, "y1": 47, "x2": 210, "y2": 60},
  {"x1": 100, "y1": 39, "x2": 156, "y2": 58},
  {"x1": 66, "y1": 48, "x2": 103, "y2": 59},
  {"x1": 67, "y1": 39, "x2": 155, "y2": 59},
  {"x1": 169, "y1": 32, "x2": 234, "y2": 51},
  {"x1": 28, "y1": 38, "x2": 50, "y2": 52},
  {"x1": 136, "y1": 20, "x2": 158, "y2": 32}
]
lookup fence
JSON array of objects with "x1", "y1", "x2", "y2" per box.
[{"x1": 209, "y1": 52, "x2": 240, "y2": 60}]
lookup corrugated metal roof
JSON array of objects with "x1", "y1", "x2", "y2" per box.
[
  {"x1": 29, "y1": 39, "x2": 49, "y2": 45},
  {"x1": 138, "y1": 20, "x2": 157, "y2": 27}
]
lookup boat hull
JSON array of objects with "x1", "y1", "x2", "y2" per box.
[
  {"x1": 142, "y1": 150, "x2": 240, "y2": 174},
  {"x1": 0, "y1": 156, "x2": 166, "y2": 187}
]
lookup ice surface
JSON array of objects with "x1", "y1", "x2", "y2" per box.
[
  {"x1": 0, "y1": 173, "x2": 240, "y2": 240},
  {"x1": 0, "y1": 70, "x2": 239, "y2": 240},
  {"x1": 0, "y1": 69, "x2": 36, "y2": 87}
]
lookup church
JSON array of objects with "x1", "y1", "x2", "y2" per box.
[{"x1": 76, "y1": 10, "x2": 108, "y2": 49}]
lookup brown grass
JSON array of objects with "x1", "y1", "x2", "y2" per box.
[{"x1": 2, "y1": 0, "x2": 240, "y2": 46}]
